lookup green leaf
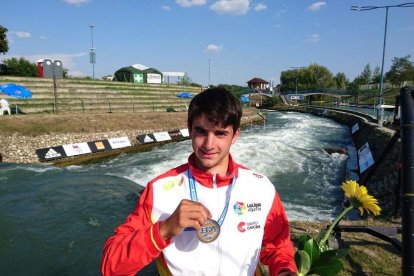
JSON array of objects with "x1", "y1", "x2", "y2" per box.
[
  {"x1": 320, "y1": 249, "x2": 348, "y2": 259},
  {"x1": 310, "y1": 258, "x2": 342, "y2": 276},
  {"x1": 298, "y1": 234, "x2": 312, "y2": 250},
  {"x1": 304, "y1": 238, "x2": 321, "y2": 266},
  {"x1": 294, "y1": 250, "x2": 311, "y2": 275}
]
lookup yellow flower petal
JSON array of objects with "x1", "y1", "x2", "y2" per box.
[{"x1": 341, "y1": 181, "x2": 381, "y2": 216}]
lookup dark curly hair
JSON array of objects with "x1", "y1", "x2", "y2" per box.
[{"x1": 187, "y1": 87, "x2": 242, "y2": 133}]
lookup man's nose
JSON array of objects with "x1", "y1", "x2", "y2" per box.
[{"x1": 203, "y1": 132, "x2": 215, "y2": 148}]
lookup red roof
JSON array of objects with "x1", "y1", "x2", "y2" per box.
[{"x1": 247, "y1": 78, "x2": 269, "y2": 84}]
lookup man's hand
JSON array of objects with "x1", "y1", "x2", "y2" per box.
[{"x1": 159, "y1": 199, "x2": 211, "y2": 240}]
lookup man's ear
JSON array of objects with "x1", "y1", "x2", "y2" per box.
[{"x1": 231, "y1": 128, "x2": 240, "y2": 144}]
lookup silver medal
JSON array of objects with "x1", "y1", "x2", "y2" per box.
[{"x1": 197, "y1": 219, "x2": 220, "y2": 243}]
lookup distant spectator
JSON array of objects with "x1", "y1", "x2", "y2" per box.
[{"x1": 0, "y1": 98, "x2": 11, "y2": 115}]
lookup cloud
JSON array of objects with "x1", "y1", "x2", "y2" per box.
[
  {"x1": 15, "y1": 31, "x2": 31, "y2": 39},
  {"x1": 161, "y1": 5, "x2": 171, "y2": 11},
  {"x1": 66, "y1": 70, "x2": 86, "y2": 77},
  {"x1": 275, "y1": 9, "x2": 286, "y2": 18},
  {"x1": 254, "y1": 3, "x2": 267, "y2": 12},
  {"x1": 62, "y1": 0, "x2": 90, "y2": 5},
  {"x1": 210, "y1": 0, "x2": 250, "y2": 15},
  {"x1": 176, "y1": 0, "x2": 206, "y2": 8},
  {"x1": 204, "y1": 44, "x2": 223, "y2": 53},
  {"x1": 308, "y1": 2, "x2": 326, "y2": 12},
  {"x1": 307, "y1": 34, "x2": 320, "y2": 43}
]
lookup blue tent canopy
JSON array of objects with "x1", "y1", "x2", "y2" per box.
[
  {"x1": 176, "y1": 92, "x2": 193, "y2": 99},
  {"x1": 0, "y1": 83, "x2": 32, "y2": 99},
  {"x1": 240, "y1": 95, "x2": 249, "y2": 103}
]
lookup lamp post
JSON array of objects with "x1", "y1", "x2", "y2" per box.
[
  {"x1": 351, "y1": 2, "x2": 414, "y2": 127},
  {"x1": 208, "y1": 58, "x2": 211, "y2": 87},
  {"x1": 89, "y1": 25, "x2": 96, "y2": 79},
  {"x1": 290, "y1": 66, "x2": 306, "y2": 95}
]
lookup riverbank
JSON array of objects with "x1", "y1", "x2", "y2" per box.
[{"x1": 0, "y1": 108, "x2": 264, "y2": 164}]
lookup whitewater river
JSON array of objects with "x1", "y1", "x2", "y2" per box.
[{"x1": 0, "y1": 111, "x2": 353, "y2": 275}]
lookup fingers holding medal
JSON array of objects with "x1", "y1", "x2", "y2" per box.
[{"x1": 160, "y1": 199, "x2": 211, "y2": 240}]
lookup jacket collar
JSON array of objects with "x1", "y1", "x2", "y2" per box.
[{"x1": 188, "y1": 153, "x2": 238, "y2": 188}]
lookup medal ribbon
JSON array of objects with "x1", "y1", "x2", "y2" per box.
[{"x1": 184, "y1": 170, "x2": 236, "y2": 231}]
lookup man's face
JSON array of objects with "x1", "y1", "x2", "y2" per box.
[{"x1": 190, "y1": 114, "x2": 240, "y2": 175}]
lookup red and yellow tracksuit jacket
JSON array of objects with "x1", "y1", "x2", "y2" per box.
[{"x1": 101, "y1": 154, "x2": 296, "y2": 275}]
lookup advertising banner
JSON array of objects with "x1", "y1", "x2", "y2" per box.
[
  {"x1": 358, "y1": 142, "x2": 375, "y2": 173},
  {"x1": 147, "y1": 73, "x2": 162, "y2": 84},
  {"x1": 108, "y1": 137, "x2": 131, "y2": 149},
  {"x1": 351, "y1": 123, "x2": 359, "y2": 134},
  {"x1": 87, "y1": 140, "x2": 112, "y2": 152},
  {"x1": 168, "y1": 130, "x2": 183, "y2": 140},
  {"x1": 36, "y1": 146, "x2": 67, "y2": 161},
  {"x1": 137, "y1": 134, "x2": 156, "y2": 144},
  {"x1": 63, "y1": 142, "x2": 92, "y2": 157},
  {"x1": 180, "y1": 128, "x2": 189, "y2": 137},
  {"x1": 153, "y1": 132, "x2": 171, "y2": 142},
  {"x1": 289, "y1": 94, "x2": 304, "y2": 101}
]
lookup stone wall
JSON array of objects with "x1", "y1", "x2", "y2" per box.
[{"x1": 0, "y1": 113, "x2": 264, "y2": 164}]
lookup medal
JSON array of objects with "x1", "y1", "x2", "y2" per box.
[
  {"x1": 187, "y1": 170, "x2": 237, "y2": 243},
  {"x1": 198, "y1": 219, "x2": 220, "y2": 243}
]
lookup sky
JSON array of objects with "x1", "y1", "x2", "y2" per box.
[{"x1": 1, "y1": 0, "x2": 414, "y2": 86}]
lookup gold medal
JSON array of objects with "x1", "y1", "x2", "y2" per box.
[{"x1": 197, "y1": 219, "x2": 220, "y2": 243}]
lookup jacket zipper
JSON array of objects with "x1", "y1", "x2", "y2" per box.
[{"x1": 212, "y1": 173, "x2": 222, "y2": 275}]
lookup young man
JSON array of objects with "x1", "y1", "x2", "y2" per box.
[{"x1": 101, "y1": 88, "x2": 296, "y2": 276}]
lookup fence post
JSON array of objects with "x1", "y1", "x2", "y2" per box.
[{"x1": 400, "y1": 86, "x2": 414, "y2": 275}]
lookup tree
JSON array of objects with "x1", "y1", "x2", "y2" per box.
[
  {"x1": 0, "y1": 25, "x2": 8, "y2": 55},
  {"x1": 0, "y1": 57, "x2": 38, "y2": 77},
  {"x1": 177, "y1": 74, "x2": 191, "y2": 85},
  {"x1": 334, "y1": 72, "x2": 348, "y2": 90},
  {"x1": 304, "y1": 63, "x2": 336, "y2": 90},
  {"x1": 280, "y1": 64, "x2": 335, "y2": 91},
  {"x1": 385, "y1": 55, "x2": 414, "y2": 86},
  {"x1": 372, "y1": 65, "x2": 381, "y2": 84},
  {"x1": 360, "y1": 63, "x2": 372, "y2": 84},
  {"x1": 280, "y1": 69, "x2": 299, "y2": 91}
]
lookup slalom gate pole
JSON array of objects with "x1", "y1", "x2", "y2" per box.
[{"x1": 400, "y1": 86, "x2": 414, "y2": 275}]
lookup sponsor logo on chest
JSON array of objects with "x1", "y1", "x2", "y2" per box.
[
  {"x1": 233, "y1": 201, "x2": 262, "y2": 215},
  {"x1": 237, "y1": 221, "x2": 261, "y2": 233}
]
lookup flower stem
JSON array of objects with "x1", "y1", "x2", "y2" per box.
[{"x1": 319, "y1": 206, "x2": 353, "y2": 248}]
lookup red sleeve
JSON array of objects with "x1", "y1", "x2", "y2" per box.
[
  {"x1": 100, "y1": 182, "x2": 171, "y2": 276},
  {"x1": 260, "y1": 192, "x2": 297, "y2": 275}
]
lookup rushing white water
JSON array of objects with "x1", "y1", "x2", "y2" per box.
[{"x1": 0, "y1": 110, "x2": 352, "y2": 275}]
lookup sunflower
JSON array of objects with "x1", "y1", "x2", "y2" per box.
[{"x1": 342, "y1": 180, "x2": 381, "y2": 216}]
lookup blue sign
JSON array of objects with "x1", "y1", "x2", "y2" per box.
[{"x1": 289, "y1": 94, "x2": 304, "y2": 101}]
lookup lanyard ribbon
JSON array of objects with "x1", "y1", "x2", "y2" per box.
[{"x1": 184, "y1": 170, "x2": 236, "y2": 231}]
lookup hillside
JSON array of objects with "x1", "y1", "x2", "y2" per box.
[{"x1": 0, "y1": 76, "x2": 202, "y2": 114}]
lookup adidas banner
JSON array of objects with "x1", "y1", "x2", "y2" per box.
[
  {"x1": 36, "y1": 146, "x2": 67, "y2": 161},
  {"x1": 137, "y1": 133, "x2": 156, "y2": 144}
]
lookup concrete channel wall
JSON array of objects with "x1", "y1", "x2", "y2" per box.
[{"x1": 276, "y1": 105, "x2": 401, "y2": 217}]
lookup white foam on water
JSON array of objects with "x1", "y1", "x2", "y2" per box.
[
  {"x1": 93, "y1": 111, "x2": 351, "y2": 221},
  {"x1": 20, "y1": 164, "x2": 61, "y2": 173}
]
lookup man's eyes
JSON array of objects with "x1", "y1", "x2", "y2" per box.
[
  {"x1": 215, "y1": 132, "x2": 227, "y2": 137},
  {"x1": 194, "y1": 128, "x2": 228, "y2": 137}
]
